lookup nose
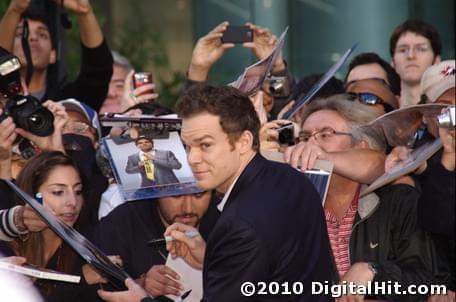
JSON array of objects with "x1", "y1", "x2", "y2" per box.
[
  {"x1": 107, "y1": 84, "x2": 117, "y2": 98},
  {"x1": 65, "y1": 192, "x2": 79, "y2": 208},
  {"x1": 407, "y1": 48, "x2": 416, "y2": 59},
  {"x1": 182, "y1": 195, "x2": 193, "y2": 213},
  {"x1": 28, "y1": 30, "x2": 38, "y2": 43},
  {"x1": 187, "y1": 147, "x2": 202, "y2": 165}
]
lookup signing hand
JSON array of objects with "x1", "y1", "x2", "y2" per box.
[{"x1": 165, "y1": 223, "x2": 205, "y2": 270}]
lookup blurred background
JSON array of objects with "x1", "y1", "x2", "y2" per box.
[{"x1": 1, "y1": 0, "x2": 454, "y2": 108}]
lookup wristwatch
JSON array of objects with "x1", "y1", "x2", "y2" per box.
[{"x1": 367, "y1": 262, "x2": 378, "y2": 276}]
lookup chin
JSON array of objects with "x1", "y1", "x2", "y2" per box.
[{"x1": 196, "y1": 180, "x2": 214, "y2": 191}]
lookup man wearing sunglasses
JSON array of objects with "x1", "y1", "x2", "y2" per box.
[
  {"x1": 346, "y1": 83, "x2": 398, "y2": 116},
  {"x1": 345, "y1": 53, "x2": 400, "y2": 115}
]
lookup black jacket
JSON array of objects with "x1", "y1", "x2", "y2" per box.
[
  {"x1": 349, "y1": 184, "x2": 452, "y2": 301},
  {"x1": 203, "y1": 154, "x2": 336, "y2": 301},
  {"x1": 44, "y1": 39, "x2": 113, "y2": 112}
]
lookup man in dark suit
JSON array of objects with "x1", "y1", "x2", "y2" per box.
[
  {"x1": 125, "y1": 136, "x2": 182, "y2": 187},
  {"x1": 165, "y1": 85, "x2": 336, "y2": 301},
  {"x1": 96, "y1": 85, "x2": 335, "y2": 302}
]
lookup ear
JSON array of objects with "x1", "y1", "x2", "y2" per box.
[
  {"x1": 49, "y1": 49, "x2": 57, "y2": 64},
  {"x1": 390, "y1": 59, "x2": 396, "y2": 69},
  {"x1": 237, "y1": 130, "x2": 254, "y2": 154},
  {"x1": 433, "y1": 55, "x2": 441, "y2": 64}
]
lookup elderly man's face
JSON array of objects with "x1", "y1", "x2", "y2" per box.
[
  {"x1": 158, "y1": 191, "x2": 211, "y2": 227},
  {"x1": 301, "y1": 110, "x2": 355, "y2": 153}
]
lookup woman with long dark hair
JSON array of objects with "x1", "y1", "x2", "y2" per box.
[{"x1": 2, "y1": 151, "x2": 107, "y2": 301}]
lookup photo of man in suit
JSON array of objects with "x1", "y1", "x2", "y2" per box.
[{"x1": 125, "y1": 135, "x2": 182, "y2": 187}]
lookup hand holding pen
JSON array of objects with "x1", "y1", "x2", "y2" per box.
[
  {"x1": 148, "y1": 230, "x2": 200, "y2": 247},
  {"x1": 164, "y1": 223, "x2": 206, "y2": 270}
]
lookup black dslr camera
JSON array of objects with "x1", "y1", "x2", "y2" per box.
[{"x1": 0, "y1": 48, "x2": 54, "y2": 136}]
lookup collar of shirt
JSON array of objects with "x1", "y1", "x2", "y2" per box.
[
  {"x1": 139, "y1": 150, "x2": 155, "y2": 161},
  {"x1": 216, "y1": 175, "x2": 240, "y2": 212}
]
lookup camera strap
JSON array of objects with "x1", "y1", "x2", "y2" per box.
[{"x1": 21, "y1": 18, "x2": 34, "y2": 86}]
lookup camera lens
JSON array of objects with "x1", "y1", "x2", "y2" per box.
[{"x1": 27, "y1": 109, "x2": 54, "y2": 136}]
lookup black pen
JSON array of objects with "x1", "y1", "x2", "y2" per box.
[
  {"x1": 176, "y1": 289, "x2": 192, "y2": 302},
  {"x1": 147, "y1": 231, "x2": 200, "y2": 247}
]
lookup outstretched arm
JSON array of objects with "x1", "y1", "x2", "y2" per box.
[{"x1": 0, "y1": 0, "x2": 30, "y2": 51}]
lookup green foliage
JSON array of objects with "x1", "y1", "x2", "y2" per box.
[{"x1": 111, "y1": 1, "x2": 184, "y2": 108}]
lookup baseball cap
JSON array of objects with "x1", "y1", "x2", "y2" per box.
[
  {"x1": 421, "y1": 60, "x2": 455, "y2": 103},
  {"x1": 60, "y1": 98, "x2": 102, "y2": 140}
]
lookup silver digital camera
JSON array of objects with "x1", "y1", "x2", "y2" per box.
[{"x1": 437, "y1": 106, "x2": 455, "y2": 128}]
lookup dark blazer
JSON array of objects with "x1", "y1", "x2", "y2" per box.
[
  {"x1": 125, "y1": 150, "x2": 182, "y2": 187},
  {"x1": 202, "y1": 154, "x2": 336, "y2": 301}
]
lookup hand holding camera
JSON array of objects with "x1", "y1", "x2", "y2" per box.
[
  {"x1": 0, "y1": 48, "x2": 55, "y2": 137},
  {"x1": 120, "y1": 71, "x2": 158, "y2": 112},
  {"x1": 0, "y1": 111, "x2": 17, "y2": 162},
  {"x1": 188, "y1": 21, "x2": 235, "y2": 81},
  {"x1": 244, "y1": 22, "x2": 286, "y2": 73},
  {"x1": 15, "y1": 100, "x2": 68, "y2": 153}
]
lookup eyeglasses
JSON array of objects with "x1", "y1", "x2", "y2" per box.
[
  {"x1": 63, "y1": 121, "x2": 91, "y2": 134},
  {"x1": 394, "y1": 44, "x2": 431, "y2": 56},
  {"x1": 298, "y1": 127, "x2": 353, "y2": 143},
  {"x1": 347, "y1": 92, "x2": 395, "y2": 113}
]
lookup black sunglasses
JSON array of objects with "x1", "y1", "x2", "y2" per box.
[{"x1": 347, "y1": 92, "x2": 395, "y2": 113}]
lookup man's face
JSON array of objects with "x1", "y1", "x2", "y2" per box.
[
  {"x1": 136, "y1": 138, "x2": 153, "y2": 152},
  {"x1": 346, "y1": 63, "x2": 389, "y2": 85},
  {"x1": 99, "y1": 65, "x2": 130, "y2": 114},
  {"x1": 301, "y1": 110, "x2": 355, "y2": 153},
  {"x1": 158, "y1": 191, "x2": 211, "y2": 227},
  {"x1": 346, "y1": 78, "x2": 398, "y2": 116},
  {"x1": 392, "y1": 32, "x2": 439, "y2": 85},
  {"x1": 181, "y1": 112, "x2": 243, "y2": 192},
  {"x1": 13, "y1": 19, "x2": 56, "y2": 71}
]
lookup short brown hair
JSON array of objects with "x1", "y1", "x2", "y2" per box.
[
  {"x1": 176, "y1": 84, "x2": 260, "y2": 151},
  {"x1": 390, "y1": 20, "x2": 441, "y2": 57}
]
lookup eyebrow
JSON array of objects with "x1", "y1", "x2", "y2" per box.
[
  {"x1": 396, "y1": 42, "x2": 429, "y2": 47},
  {"x1": 186, "y1": 135, "x2": 214, "y2": 143},
  {"x1": 47, "y1": 182, "x2": 82, "y2": 188}
]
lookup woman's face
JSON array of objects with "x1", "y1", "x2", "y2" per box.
[{"x1": 38, "y1": 165, "x2": 83, "y2": 227}]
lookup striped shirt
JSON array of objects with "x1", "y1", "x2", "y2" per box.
[{"x1": 325, "y1": 191, "x2": 359, "y2": 277}]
